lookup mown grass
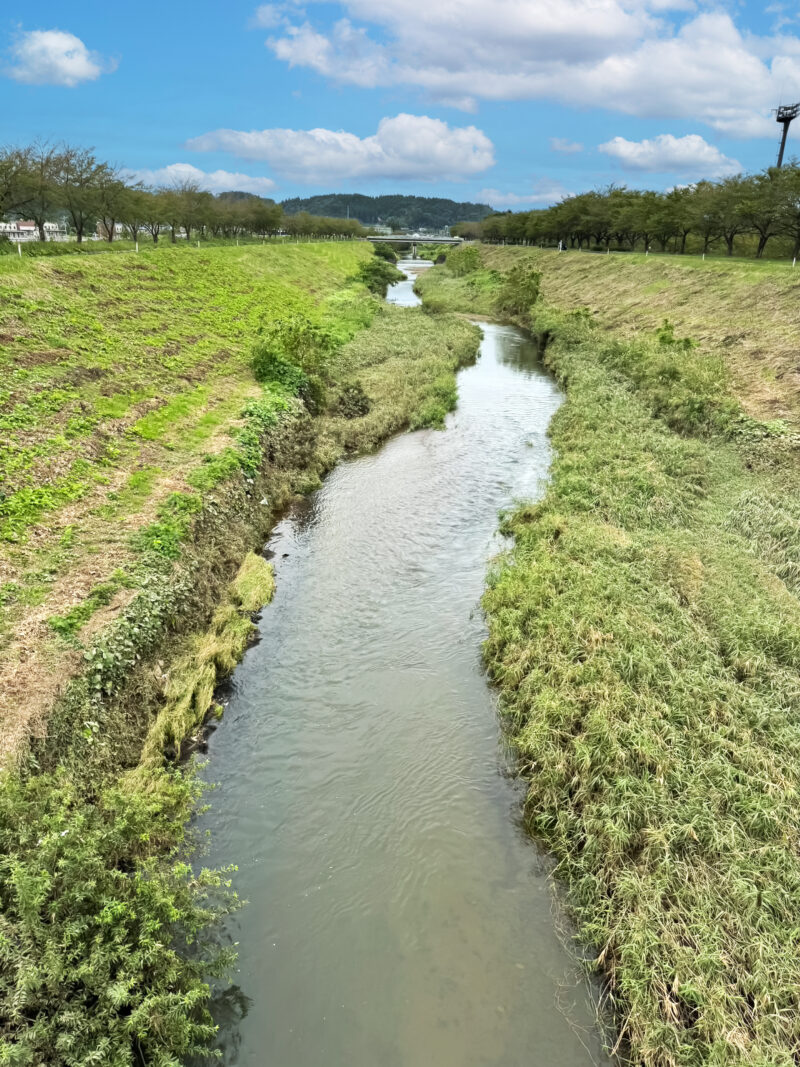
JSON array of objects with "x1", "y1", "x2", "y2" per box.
[
  {"x1": 474, "y1": 244, "x2": 800, "y2": 429},
  {"x1": 418, "y1": 252, "x2": 800, "y2": 1065},
  {"x1": 0, "y1": 241, "x2": 373, "y2": 738}
]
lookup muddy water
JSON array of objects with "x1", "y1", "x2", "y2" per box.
[{"x1": 196, "y1": 261, "x2": 608, "y2": 1065}]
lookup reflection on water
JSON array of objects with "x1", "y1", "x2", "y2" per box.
[
  {"x1": 385, "y1": 258, "x2": 431, "y2": 307},
  {"x1": 196, "y1": 313, "x2": 608, "y2": 1065}
]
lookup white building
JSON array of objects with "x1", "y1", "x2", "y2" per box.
[{"x1": 0, "y1": 220, "x2": 69, "y2": 241}]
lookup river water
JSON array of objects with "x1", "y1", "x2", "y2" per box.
[{"x1": 196, "y1": 260, "x2": 608, "y2": 1065}]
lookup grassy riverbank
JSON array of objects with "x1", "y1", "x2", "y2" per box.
[
  {"x1": 0, "y1": 243, "x2": 479, "y2": 1063},
  {"x1": 421, "y1": 248, "x2": 800, "y2": 1065},
  {"x1": 417, "y1": 244, "x2": 800, "y2": 428}
]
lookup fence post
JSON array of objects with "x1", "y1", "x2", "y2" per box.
[
  {"x1": 17, "y1": 242, "x2": 22, "y2": 257},
  {"x1": 135, "y1": 240, "x2": 139, "y2": 253}
]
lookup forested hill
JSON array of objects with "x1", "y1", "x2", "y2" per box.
[{"x1": 279, "y1": 194, "x2": 494, "y2": 228}]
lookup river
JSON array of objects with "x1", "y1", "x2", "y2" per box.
[{"x1": 196, "y1": 259, "x2": 608, "y2": 1065}]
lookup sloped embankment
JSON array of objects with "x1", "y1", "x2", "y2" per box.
[
  {"x1": 0, "y1": 243, "x2": 479, "y2": 1064},
  {"x1": 421, "y1": 248, "x2": 800, "y2": 1066},
  {"x1": 418, "y1": 243, "x2": 800, "y2": 427}
]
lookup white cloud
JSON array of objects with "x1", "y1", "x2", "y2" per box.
[
  {"x1": 480, "y1": 179, "x2": 571, "y2": 207},
  {"x1": 550, "y1": 137, "x2": 583, "y2": 154},
  {"x1": 6, "y1": 29, "x2": 115, "y2": 87},
  {"x1": 186, "y1": 114, "x2": 494, "y2": 182},
  {"x1": 126, "y1": 163, "x2": 277, "y2": 195},
  {"x1": 261, "y1": 1, "x2": 800, "y2": 136},
  {"x1": 252, "y1": 4, "x2": 286, "y2": 28},
  {"x1": 598, "y1": 133, "x2": 741, "y2": 176}
]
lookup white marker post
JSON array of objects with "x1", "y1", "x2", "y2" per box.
[
  {"x1": 17, "y1": 242, "x2": 21, "y2": 257},
  {"x1": 135, "y1": 240, "x2": 139, "y2": 253}
]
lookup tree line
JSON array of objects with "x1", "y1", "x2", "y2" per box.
[
  {"x1": 280, "y1": 193, "x2": 494, "y2": 229},
  {"x1": 0, "y1": 142, "x2": 368, "y2": 244},
  {"x1": 452, "y1": 165, "x2": 800, "y2": 260}
]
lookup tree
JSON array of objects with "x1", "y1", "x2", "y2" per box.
[
  {"x1": 17, "y1": 141, "x2": 62, "y2": 241},
  {"x1": 118, "y1": 186, "x2": 148, "y2": 241},
  {"x1": 56, "y1": 147, "x2": 109, "y2": 242},
  {"x1": 774, "y1": 162, "x2": 800, "y2": 259},
  {"x1": 689, "y1": 181, "x2": 723, "y2": 254},
  {"x1": 171, "y1": 180, "x2": 212, "y2": 242},
  {"x1": 142, "y1": 189, "x2": 168, "y2": 244},
  {"x1": 96, "y1": 173, "x2": 128, "y2": 241},
  {"x1": 0, "y1": 146, "x2": 31, "y2": 220},
  {"x1": 711, "y1": 175, "x2": 748, "y2": 257},
  {"x1": 738, "y1": 170, "x2": 781, "y2": 258}
]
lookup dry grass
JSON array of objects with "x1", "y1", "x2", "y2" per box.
[{"x1": 478, "y1": 246, "x2": 800, "y2": 427}]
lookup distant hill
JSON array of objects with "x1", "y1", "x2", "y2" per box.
[
  {"x1": 216, "y1": 191, "x2": 277, "y2": 205},
  {"x1": 279, "y1": 194, "x2": 494, "y2": 229}
]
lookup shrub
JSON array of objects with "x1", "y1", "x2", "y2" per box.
[
  {"x1": 252, "y1": 315, "x2": 337, "y2": 382},
  {"x1": 0, "y1": 768, "x2": 239, "y2": 1065},
  {"x1": 251, "y1": 347, "x2": 308, "y2": 393},
  {"x1": 356, "y1": 258, "x2": 404, "y2": 296},
  {"x1": 371, "y1": 242, "x2": 397, "y2": 263},
  {"x1": 299, "y1": 374, "x2": 327, "y2": 415},
  {"x1": 445, "y1": 245, "x2": 481, "y2": 276},
  {"x1": 494, "y1": 264, "x2": 541, "y2": 318},
  {"x1": 334, "y1": 381, "x2": 371, "y2": 419}
]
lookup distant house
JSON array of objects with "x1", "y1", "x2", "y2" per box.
[
  {"x1": 0, "y1": 220, "x2": 68, "y2": 241},
  {"x1": 95, "y1": 220, "x2": 126, "y2": 240}
]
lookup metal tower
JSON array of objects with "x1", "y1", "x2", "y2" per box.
[{"x1": 775, "y1": 103, "x2": 800, "y2": 167}]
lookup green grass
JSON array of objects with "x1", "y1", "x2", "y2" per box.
[
  {"x1": 0, "y1": 241, "x2": 373, "y2": 653},
  {"x1": 491, "y1": 310, "x2": 800, "y2": 1066},
  {"x1": 413, "y1": 251, "x2": 800, "y2": 1065},
  {"x1": 0, "y1": 241, "x2": 484, "y2": 1065}
]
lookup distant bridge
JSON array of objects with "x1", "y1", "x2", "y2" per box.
[{"x1": 363, "y1": 234, "x2": 463, "y2": 257}]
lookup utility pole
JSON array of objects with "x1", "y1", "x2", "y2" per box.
[{"x1": 775, "y1": 103, "x2": 800, "y2": 167}]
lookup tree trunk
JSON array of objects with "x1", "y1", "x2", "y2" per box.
[
  {"x1": 725, "y1": 233, "x2": 734, "y2": 256},
  {"x1": 756, "y1": 233, "x2": 770, "y2": 258},
  {"x1": 37, "y1": 219, "x2": 46, "y2": 242}
]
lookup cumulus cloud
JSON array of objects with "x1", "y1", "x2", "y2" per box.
[
  {"x1": 598, "y1": 133, "x2": 740, "y2": 176},
  {"x1": 186, "y1": 114, "x2": 494, "y2": 182},
  {"x1": 480, "y1": 179, "x2": 571, "y2": 207},
  {"x1": 550, "y1": 137, "x2": 583, "y2": 153},
  {"x1": 6, "y1": 29, "x2": 115, "y2": 87},
  {"x1": 252, "y1": 4, "x2": 286, "y2": 28},
  {"x1": 260, "y1": 1, "x2": 800, "y2": 136},
  {"x1": 126, "y1": 163, "x2": 277, "y2": 195}
]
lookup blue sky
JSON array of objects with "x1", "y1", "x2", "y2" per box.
[{"x1": 4, "y1": 0, "x2": 800, "y2": 209}]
